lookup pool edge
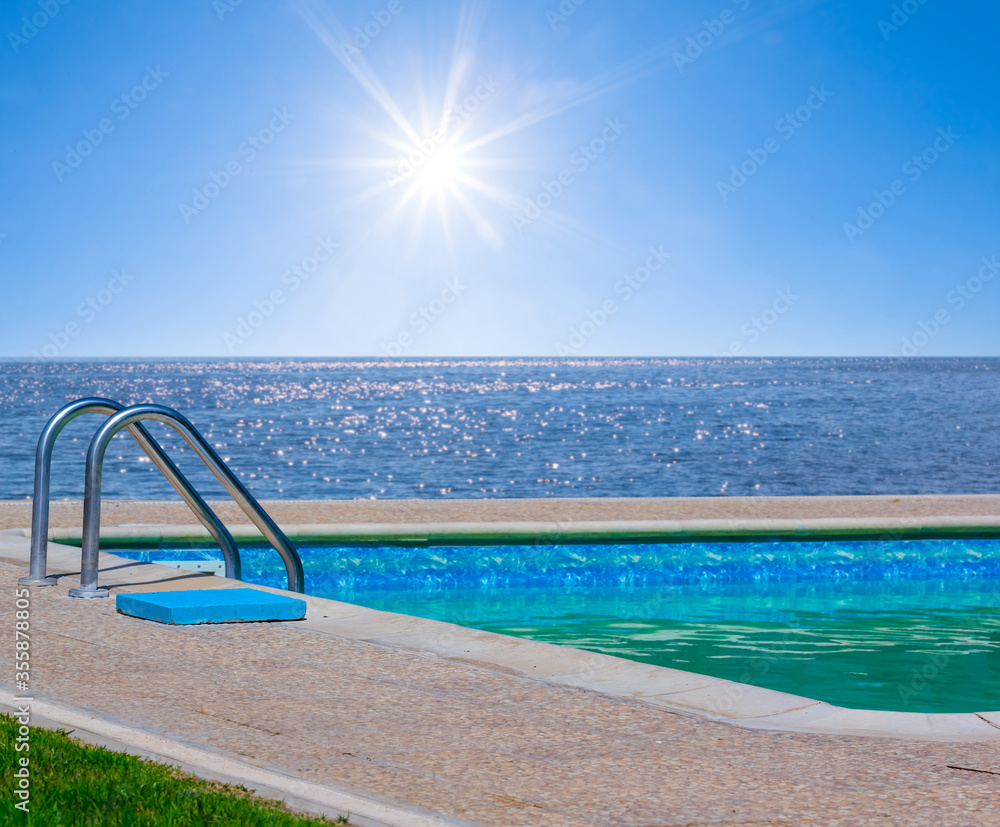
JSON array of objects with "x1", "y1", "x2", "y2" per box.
[{"x1": 32, "y1": 513, "x2": 1000, "y2": 547}]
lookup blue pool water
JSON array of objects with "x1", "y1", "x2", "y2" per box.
[{"x1": 117, "y1": 538, "x2": 1000, "y2": 713}]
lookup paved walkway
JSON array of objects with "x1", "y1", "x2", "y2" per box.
[
  {"x1": 4, "y1": 493, "x2": 1000, "y2": 531},
  {"x1": 3, "y1": 527, "x2": 999, "y2": 825}
]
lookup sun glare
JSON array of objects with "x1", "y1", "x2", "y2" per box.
[
  {"x1": 293, "y1": 0, "x2": 665, "y2": 252},
  {"x1": 413, "y1": 144, "x2": 462, "y2": 194}
]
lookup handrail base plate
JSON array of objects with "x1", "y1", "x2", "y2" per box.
[
  {"x1": 19, "y1": 575, "x2": 58, "y2": 586},
  {"x1": 68, "y1": 586, "x2": 110, "y2": 599}
]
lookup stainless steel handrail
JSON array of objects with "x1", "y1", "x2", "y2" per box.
[
  {"x1": 71, "y1": 404, "x2": 304, "y2": 598},
  {"x1": 20, "y1": 398, "x2": 241, "y2": 586}
]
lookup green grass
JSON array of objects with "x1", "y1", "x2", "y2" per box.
[{"x1": 0, "y1": 714, "x2": 349, "y2": 826}]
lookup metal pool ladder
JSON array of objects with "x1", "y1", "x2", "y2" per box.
[{"x1": 19, "y1": 398, "x2": 305, "y2": 598}]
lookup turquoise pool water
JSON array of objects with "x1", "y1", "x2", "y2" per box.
[{"x1": 118, "y1": 539, "x2": 1000, "y2": 713}]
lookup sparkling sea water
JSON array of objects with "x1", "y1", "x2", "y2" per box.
[{"x1": 1, "y1": 356, "x2": 998, "y2": 500}]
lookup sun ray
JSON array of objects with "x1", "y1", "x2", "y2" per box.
[
  {"x1": 450, "y1": 0, "x2": 825, "y2": 159},
  {"x1": 290, "y1": 0, "x2": 423, "y2": 145},
  {"x1": 452, "y1": 172, "x2": 527, "y2": 213},
  {"x1": 459, "y1": 50, "x2": 669, "y2": 156},
  {"x1": 292, "y1": 0, "x2": 695, "y2": 267},
  {"x1": 439, "y1": 0, "x2": 491, "y2": 128},
  {"x1": 446, "y1": 181, "x2": 502, "y2": 250},
  {"x1": 436, "y1": 189, "x2": 455, "y2": 258}
]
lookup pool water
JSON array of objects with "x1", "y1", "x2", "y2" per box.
[{"x1": 118, "y1": 539, "x2": 1000, "y2": 713}]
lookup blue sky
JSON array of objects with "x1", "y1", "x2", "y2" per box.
[{"x1": 1, "y1": 0, "x2": 997, "y2": 358}]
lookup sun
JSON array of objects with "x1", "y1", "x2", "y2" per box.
[
  {"x1": 412, "y1": 143, "x2": 463, "y2": 195},
  {"x1": 294, "y1": 0, "x2": 674, "y2": 253}
]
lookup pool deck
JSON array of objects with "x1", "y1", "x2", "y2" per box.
[
  {"x1": 8, "y1": 493, "x2": 1000, "y2": 547},
  {"x1": 3, "y1": 496, "x2": 1000, "y2": 825},
  {"x1": 6, "y1": 492, "x2": 1000, "y2": 531}
]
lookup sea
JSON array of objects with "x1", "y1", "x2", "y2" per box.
[{"x1": 0, "y1": 357, "x2": 997, "y2": 500}]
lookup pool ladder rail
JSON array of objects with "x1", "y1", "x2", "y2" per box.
[{"x1": 19, "y1": 398, "x2": 305, "y2": 597}]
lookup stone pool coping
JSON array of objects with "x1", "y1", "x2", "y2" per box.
[
  {"x1": 7, "y1": 530, "x2": 999, "y2": 744},
  {"x1": 5, "y1": 493, "x2": 1000, "y2": 532},
  {"x1": 26, "y1": 513, "x2": 1000, "y2": 548},
  {"x1": 6, "y1": 493, "x2": 1000, "y2": 546}
]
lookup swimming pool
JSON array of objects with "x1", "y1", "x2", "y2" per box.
[{"x1": 117, "y1": 538, "x2": 1000, "y2": 714}]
